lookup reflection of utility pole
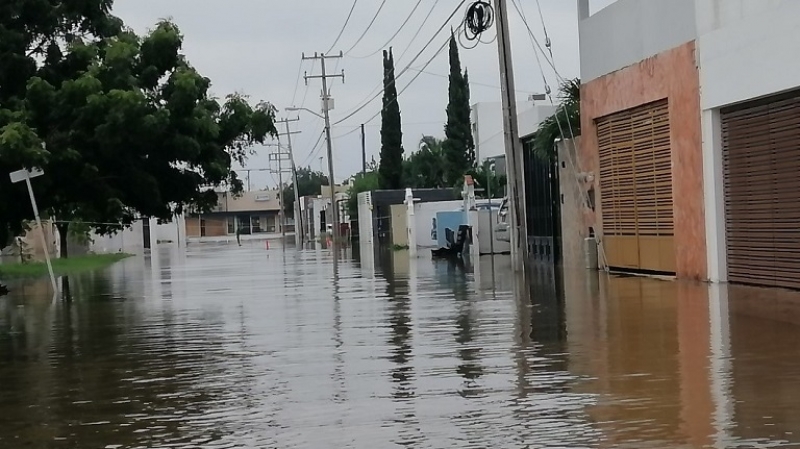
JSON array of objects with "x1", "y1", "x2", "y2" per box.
[
  {"x1": 494, "y1": 0, "x2": 528, "y2": 270},
  {"x1": 303, "y1": 51, "x2": 345, "y2": 243},
  {"x1": 268, "y1": 146, "x2": 293, "y2": 238},
  {"x1": 277, "y1": 117, "x2": 303, "y2": 246}
]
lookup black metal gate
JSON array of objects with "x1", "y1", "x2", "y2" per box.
[{"x1": 522, "y1": 139, "x2": 562, "y2": 264}]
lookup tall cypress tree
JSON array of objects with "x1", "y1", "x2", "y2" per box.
[
  {"x1": 443, "y1": 33, "x2": 476, "y2": 186},
  {"x1": 379, "y1": 48, "x2": 404, "y2": 190}
]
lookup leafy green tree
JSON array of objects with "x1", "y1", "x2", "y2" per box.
[
  {"x1": 532, "y1": 78, "x2": 581, "y2": 160},
  {"x1": 0, "y1": 8, "x2": 276, "y2": 256},
  {"x1": 403, "y1": 135, "x2": 447, "y2": 188},
  {"x1": 468, "y1": 161, "x2": 507, "y2": 199},
  {"x1": 378, "y1": 48, "x2": 404, "y2": 190},
  {"x1": 346, "y1": 169, "x2": 380, "y2": 219},
  {"x1": 0, "y1": 0, "x2": 123, "y2": 246},
  {"x1": 281, "y1": 167, "x2": 329, "y2": 217},
  {"x1": 443, "y1": 34, "x2": 475, "y2": 186}
]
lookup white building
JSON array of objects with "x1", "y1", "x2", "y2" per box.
[{"x1": 471, "y1": 100, "x2": 557, "y2": 162}]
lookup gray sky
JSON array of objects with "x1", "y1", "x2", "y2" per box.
[{"x1": 112, "y1": 0, "x2": 615, "y2": 189}]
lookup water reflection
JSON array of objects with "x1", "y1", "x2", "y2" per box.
[{"x1": 4, "y1": 247, "x2": 800, "y2": 447}]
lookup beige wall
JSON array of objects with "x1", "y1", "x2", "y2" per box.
[{"x1": 214, "y1": 190, "x2": 282, "y2": 213}]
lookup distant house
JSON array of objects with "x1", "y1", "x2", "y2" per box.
[{"x1": 185, "y1": 189, "x2": 284, "y2": 238}]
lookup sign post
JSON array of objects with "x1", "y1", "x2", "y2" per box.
[{"x1": 10, "y1": 168, "x2": 57, "y2": 293}]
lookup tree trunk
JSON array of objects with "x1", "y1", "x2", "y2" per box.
[{"x1": 56, "y1": 222, "x2": 69, "y2": 259}]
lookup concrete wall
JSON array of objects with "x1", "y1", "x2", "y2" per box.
[
  {"x1": 413, "y1": 200, "x2": 464, "y2": 249},
  {"x1": 581, "y1": 42, "x2": 707, "y2": 280},
  {"x1": 215, "y1": 190, "x2": 282, "y2": 213},
  {"x1": 390, "y1": 204, "x2": 408, "y2": 247},
  {"x1": 557, "y1": 137, "x2": 597, "y2": 269},
  {"x1": 579, "y1": 0, "x2": 697, "y2": 82},
  {"x1": 471, "y1": 101, "x2": 555, "y2": 162}
]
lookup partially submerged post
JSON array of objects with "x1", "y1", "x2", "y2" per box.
[{"x1": 9, "y1": 168, "x2": 57, "y2": 293}]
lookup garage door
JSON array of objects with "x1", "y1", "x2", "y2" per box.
[
  {"x1": 598, "y1": 99, "x2": 675, "y2": 273},
  {"x1": 722, "y1": 91, "x2": 800, "y2": 289}
]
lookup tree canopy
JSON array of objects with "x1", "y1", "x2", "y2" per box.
[
  {"x1": 281, "y1": 167, "x2": 328, "y2": 217},
  {"x1": 443, "y1": 34, "x2": 475, "y2": 185},
  {"x1": 531, "y1": 78, "x2": 581, "y2": 160},
  {"x1": 0, "y1": 2, "x2": 276, "y2": 251},
  {"x1": 378, "y1": 48, "x2": 404, "y2": 190},
  {"x1": 403, "y1": 135, "x2": 447, "y2": 189}
]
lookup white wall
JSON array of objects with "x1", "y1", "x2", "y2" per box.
[
  {"x1": 696, "y1": 0, "x2": 800, "y2": 282},
  {"x1": 579, "y1": 0, "x2": 697, "y2": 82},
  {"x1": 413, "y1": 201, "x2": 464, "y2": 248},
  {"x1": 696, "y1": 0, "x2": 800, "y2": 110},
  {"x1": 471, "y1": 102, "x2": 555, "y2": 162},
  {"x1": 90, "y1": 221, "x2": 145, "y2": 254}
]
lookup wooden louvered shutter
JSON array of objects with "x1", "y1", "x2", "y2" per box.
[
  {"x1": 722, "y1": 92, "x2": 800, "y2": 289},
  {"x1": 598, "y1": 99, "x2": 675, "y2": 273}
]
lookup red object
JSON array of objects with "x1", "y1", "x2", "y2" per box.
[{"x1": 265, "y1": 240, "x2": 270, "y2": 250}]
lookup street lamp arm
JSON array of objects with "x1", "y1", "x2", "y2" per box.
[{"x1": 285, "y1": 107, "x2": 324, "y2": 120}]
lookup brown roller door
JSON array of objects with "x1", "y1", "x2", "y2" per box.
[
  {"x1": 598, "y1": 99, "x2": 675, "y2": 273},
  {"x1": 722, "y1": 90, "x2": 800, "y2": 289}
]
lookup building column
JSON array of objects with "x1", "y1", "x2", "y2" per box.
[
  {"x1": 702, "y1": 109, "x2": 728, "y2": 283},
  {"x1": 577, "y1": 0, "x2": 590, "y2": 20}
]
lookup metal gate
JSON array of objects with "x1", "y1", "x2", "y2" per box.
[
  {"x1": 722, "y1": 90, "x2": 800, "y2": 289},
  {"x1": 523, "y1": 140, "x2": 561, "y2": 264},
  {"x1": 597, "y1": 99, "x2": 675, "y2": 273}
]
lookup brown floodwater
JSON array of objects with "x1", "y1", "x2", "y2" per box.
[{"x1": 1, "y1": 242, "x2": 800, "y2": 448}]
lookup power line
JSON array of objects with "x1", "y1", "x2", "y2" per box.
[
  {"x1": 407, "y1": 66, "x2": 538, "y2": 93},
  {"x1": 290, "y1": 60, "x2": 304, "y2": 106},
  {"x1": 397, "y1": 0, "x2": 441, "y2": 63},
  {"x1": 333, "y1": 0, "x2": 454, "y2": 122},
  {"x1": 333, "y1": 0, "x2": 469, "y2": 126},
  {"x1": 301, "y1": 129, "x2": 326, "y2": 168},
  {"x1": 348, "y1": 0, "x2": 424, "y2": 59},
  {"x1": 343, "y1": 0, "x2": 388, "y2": 56},
  {"x1": 357, "y1": 29, "x2": 458, "y2": 126},
  {"x1": 327, "y1": 0, "x2": 359, "y2": 54}
]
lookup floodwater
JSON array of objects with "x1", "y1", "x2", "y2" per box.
[{"x1": 2, "y1": 243, "x2": 800, "y2": 448}]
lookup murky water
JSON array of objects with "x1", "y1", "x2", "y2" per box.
[{"x1": 2, "y1": 243, "x2": 800, "y2": 448}]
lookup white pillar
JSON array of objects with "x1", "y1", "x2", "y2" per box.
[
  {"x1": 702, "y1": 109, "x2": 728, "y2": 283},
  {"x1": 405, "y1": 188, "x2": 418, "y2": 258}
]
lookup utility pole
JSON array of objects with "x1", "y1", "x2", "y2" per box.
[
  {"x1": 494, "y1": 0, "x2": 529, "y2": 270},
  {"x1": 277, "y1": 117, "x2": 303, "y2": 246},
  {"x1": 303, "y1": 51, "x2": 344, "y2": 244},
  {"x1": 268, "y1": 144, "x2": 292, "y2": 239},
  {"x1": 361, "y1": 124, "x2": 367, "y2": 173}
]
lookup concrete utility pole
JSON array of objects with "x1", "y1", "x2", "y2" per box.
[
  {"x1": 494, "y1": 0, "x2": 529, "y2": 270},
  {"x1": 268, "y1": 145, "x2": 292, "y2": 238},
  {"x1": 277, "y1": 117, "x2": 303, "y2": 246},
  {"x1": 361, "y1": 123, "x2": 367, "y2": 173},
  {"x1": 302, "y1": 51, "x2": 345, "y2": 244}
]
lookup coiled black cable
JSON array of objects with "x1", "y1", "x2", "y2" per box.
[
  {"x1": 461, "y1": 1, "x2": 495, "y2": 49},
  {"x1": 464, "y1": 1, "x2": 494, "y2": 41}
]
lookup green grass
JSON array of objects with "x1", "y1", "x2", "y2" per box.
[{"x1": 0, "y1": 253, "x2": 133, "y2": 278}]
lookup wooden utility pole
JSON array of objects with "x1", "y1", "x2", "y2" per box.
[
  {"x1": 494, "y1": 0, "x2": 529, "y2": 269},
  {"x1": 361, "y1": 124, "x2": 367, "y2": 173},
  {"x1": 302, "y1": 52, "x2": 345, "y2": 244},
  {"x1": 277, "y1": 117, "x2": 303, "y2": 246}
]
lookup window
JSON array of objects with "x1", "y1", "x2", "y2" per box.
[{"x1": 227, "y1": 217, "x2": 235, "y2": 234}]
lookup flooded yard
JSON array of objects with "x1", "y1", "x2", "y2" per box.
[{"x1": 1, "y1": 242, "x2": 799, "y2": 448}]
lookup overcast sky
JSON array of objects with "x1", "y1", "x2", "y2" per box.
[{"x1": 112, "y1": 0, "x2": 615, "y2": 189}]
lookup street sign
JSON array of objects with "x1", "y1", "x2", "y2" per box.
[{"x1": 9, "y1": 168, "x2": 44, "y2": 184}]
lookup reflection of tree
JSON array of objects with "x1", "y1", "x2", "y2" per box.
[
  {"x1": 0, "y1": 271, "x2": 258, "y2": 448},
  {"x1": 377, "y1": 250, "x2": 425, "y2": 447},
  {"x1": 380, "y1": 250, "x2": 414, "y2": 397}
]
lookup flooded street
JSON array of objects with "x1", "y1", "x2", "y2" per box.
[{"x1": 2, "y1": 243, "x2": 800, "y2": 448}]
